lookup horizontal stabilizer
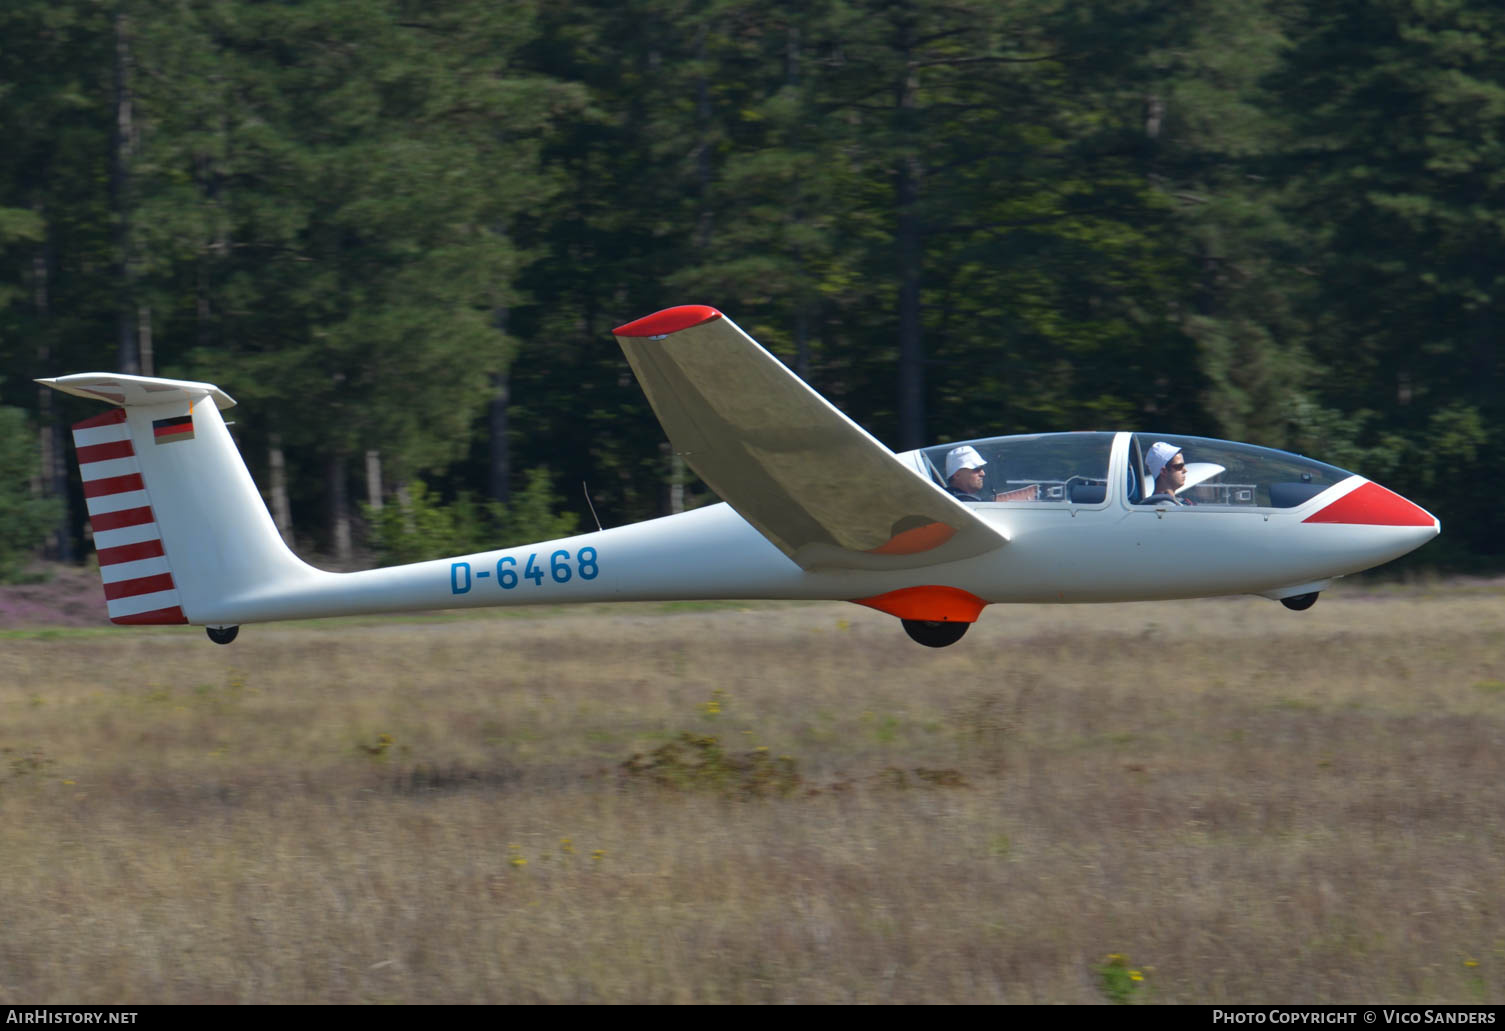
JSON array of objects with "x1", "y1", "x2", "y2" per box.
[
  {"x1": 613, "y1": 306, "x2": 1008, "y2": 571},
  {"x1": 37, "y1": 373, "x2": 235, "y2": 411}
]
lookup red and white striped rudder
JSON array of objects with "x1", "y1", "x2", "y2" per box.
[{"x1": 72, "y1": 407, "x2": 187, "y2": 625}]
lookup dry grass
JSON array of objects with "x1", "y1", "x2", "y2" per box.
[{"x1": 2, "y1": 585, "x2": 1504, "y2": 1003}]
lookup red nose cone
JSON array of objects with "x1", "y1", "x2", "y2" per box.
[
  {"x1": 1303, "y1": 481, "x2": 1436, "y2": 527},
  {"x1": 612, "y1": 305, "x2": 722, "y2": 338}
]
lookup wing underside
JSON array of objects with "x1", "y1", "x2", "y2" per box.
[{"x1": 613, "y1": 306, "x2": 1007, "y2": 571}]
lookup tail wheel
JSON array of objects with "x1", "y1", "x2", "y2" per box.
[
  {"x1": 206, "y1": 625, "x2": 240, "y2": 645},
  {"x1": 1280, "y1": 592, "x2": 1319, "y2": 612},
  {"x1": 901, "y1": 619, "x2": 970, "y2": 648}
]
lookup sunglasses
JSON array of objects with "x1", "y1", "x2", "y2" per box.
[{"x1": 1165, "y1": 462, "x2": 1186, "y2": 472}]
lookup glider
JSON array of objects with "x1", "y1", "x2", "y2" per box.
[{"x1": 40, "y1": 305, "x2": 1439, "y2": 647}]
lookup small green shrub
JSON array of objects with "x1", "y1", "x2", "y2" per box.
[
  {"x1": 622, "y1": 733, "x2": 801, "y2": 799},
  {"x1": 364, "y1": 469, "x2": 578, "y2": 566},
  {"x1": 1097, "y1": 953, "x2": 1148, "y2": 1004}
]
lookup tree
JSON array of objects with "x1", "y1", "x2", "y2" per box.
[
  {"x1": 0, "y1": 0, "x2": 118, "y2": 561},
  {"x1": 116, "y1": 0, "x2": 573, "y2": 560},
  {"x1": 0, "y1": 406, "x2": 61, "y2": 581},
  {"x1": 1272, "y1": 0, "x2": 1505, "y2": 563}
]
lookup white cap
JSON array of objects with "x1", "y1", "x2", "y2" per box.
[
  {"x1": 1145, "y1": 441, "x2": 1183, "y2": 484},
  {"x1": 946, "y1": 445, "x2": 986, "y2": 479}
]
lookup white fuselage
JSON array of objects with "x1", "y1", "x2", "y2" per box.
[{"x1": 198, "y1": 433, "x2": 1436, "y2": 625}]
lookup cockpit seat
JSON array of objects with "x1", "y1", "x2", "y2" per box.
[{"x1": 1068, "y1": 482, "x2": 1106, "y2": 505}]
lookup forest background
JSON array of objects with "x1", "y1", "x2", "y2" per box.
[{"x1": 1, "y1": 0, "x2": 1499, "y2": 578}]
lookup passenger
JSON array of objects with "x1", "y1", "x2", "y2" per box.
[
  {"x1": 944, "y1": 445, "x2": 988, "y2": 501},
  {"x1": 944, "y1": 445, "x2": 1038, "y2": 502},
  {"x1": 1143, "y1": 441, "x2": 1192, "y2": 504}
]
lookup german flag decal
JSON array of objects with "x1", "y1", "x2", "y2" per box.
[{"x1": 153, "y1": 413, "x2": 194, "y2": 444}]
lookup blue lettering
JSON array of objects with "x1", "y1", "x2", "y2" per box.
[
  {"x1": 450, "y1": 561, "x2": 472, "y2": 594},
  {"x1": 498, "y1": 556, "x2": 518, "y2": 589}
]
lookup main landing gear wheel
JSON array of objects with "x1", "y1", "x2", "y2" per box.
[
  {"x1": 1280, "y1": 592, "x2": 1319, "y2": 612},
  {"x1": 206, "y1": 625, "x2": 240, "y2": 645},
  {"x1": 901, "y1": 619, "x2": 970, "y2": 648}
]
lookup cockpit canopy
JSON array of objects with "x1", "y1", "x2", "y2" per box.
[
  {"x1": 1123, "y1": 433, "x2": 1352, "y2": 507},
  {"x1": 915, "y1": 432, "x2": 1354, "y2": 509},
  {"x1": 920, "y1": 432, "x2": 1116, "y2": 505}
]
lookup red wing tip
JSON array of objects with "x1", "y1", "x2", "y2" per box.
[{"x1": 612, "y1": 305, "x2": 723, "y2": 338}]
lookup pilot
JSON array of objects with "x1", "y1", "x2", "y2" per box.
[
  {"x1": 1143, "y1": 441, "x2": 1191, "y2": 504},
  {"x1": 945, "y1": 445, "x2": 988, "y2": 501}
]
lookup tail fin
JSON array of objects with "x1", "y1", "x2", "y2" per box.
[{"x1": 40, "y1": 373, "x2": 313, "y2": 626}]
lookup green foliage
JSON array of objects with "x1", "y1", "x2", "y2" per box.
[
  {"x1": 494, "y1": 468, "x2": 582, "y2": 550},
  {"x1": 2, "y1": 0, "x2": 1503, "y2": 570},
  {"x1": 1270, "y1": 0, "x2": 1505, "y2": 561},
  {"x1": 363, "y1": 468, "x2": 578, "y2": 566},
  {"x1": 0, "y1": 407, "x2": 60, "y2": 582},
  {"x1": 1096, "y1": 953, "x2": 1149, "y2": 1004}
]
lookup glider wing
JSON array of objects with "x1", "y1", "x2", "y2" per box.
[{"x1": 613, "y1": 306, "x2": 1008, "y2": 571}]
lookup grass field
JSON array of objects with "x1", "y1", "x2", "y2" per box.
[{"x1": 2, "y1": 584, "x2": 1504, "y2": 1003}]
